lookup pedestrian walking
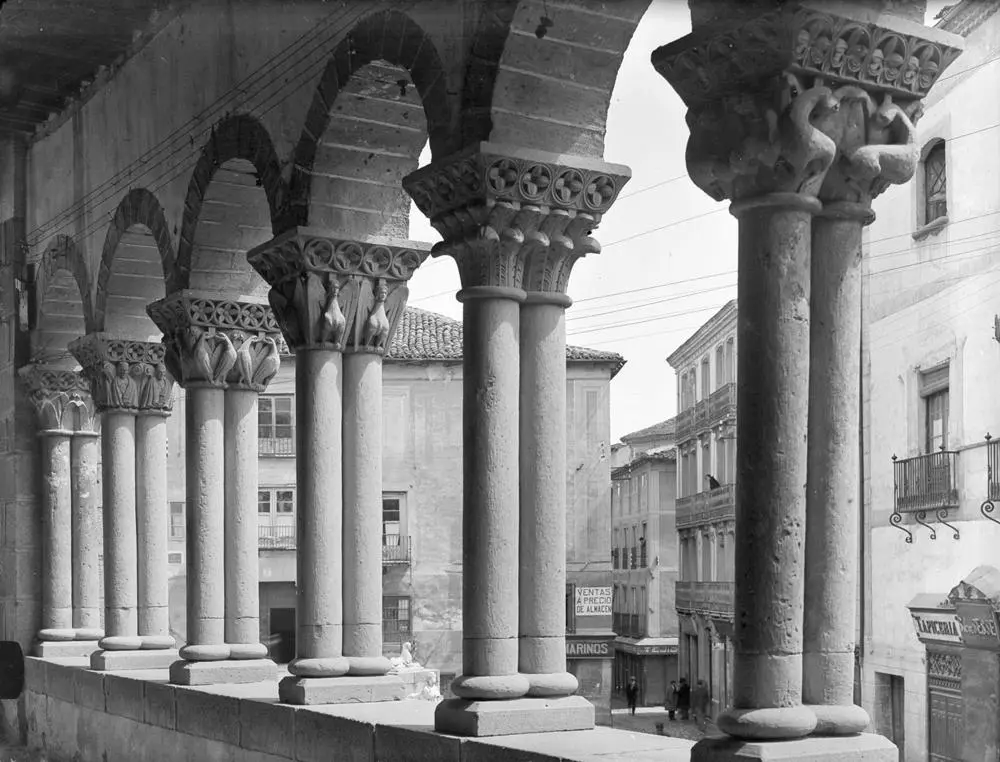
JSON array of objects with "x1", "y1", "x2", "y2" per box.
[
  {"x1": 667, "y1": 680, "x2": 679, "y2": 720},
  {"x1": 692, "y1": 678, "x2": 710, "y2": 731},
  {"x1": 625, "y1": 675, "x2": 639, "y2": 715},
  {"x1": 676, "y1": 677, "x2": 691, "y2": 720}
]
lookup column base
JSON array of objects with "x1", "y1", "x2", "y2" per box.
[
  {"x1": 433, "y1": 695, "x2": 595, "y2": 737},
  {"x1": 690, "y1": 732, "x2": 898, "y2": 761},
  {"x1": 169, "y1": 658, "x2": 277, "y2": 686},
  {"x1": 35, "y1": 640, "x2": 100, "y2": 658},
  {"x1": 91, "y1": 648, "x2": 179, "y2": 671},
  {"x1": 278, "y1": 674, "x2": 406, "y2": 705}
]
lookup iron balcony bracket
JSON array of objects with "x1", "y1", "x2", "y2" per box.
[
  {"x1": 935, "y1": 508, "x2": 960, "y2": 540},
  {"x1": 889, "y1": 511, "x2": 913, "y2": 544},
  {"x1": 914, "y1": 510, "x2": 937, "y2": 540},
  {"x1": 982, "y1": 500, "x2": 1000, "y2": 528}
]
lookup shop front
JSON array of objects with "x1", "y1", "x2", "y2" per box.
[
  {"x1": 567, "y1": 584, "x2": 615, "y2": 725},
  {"x1": 612, "y1": 636, "x2": 678, "y2": 707},
  {"x1": 907, "y1": 565, "x2": 1000, "y2": 762}
]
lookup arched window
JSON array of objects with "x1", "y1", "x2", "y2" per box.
[{"x1": 924, "y1": 140, "x2": 947, "y2": 224}]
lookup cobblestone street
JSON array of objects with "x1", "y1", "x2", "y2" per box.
[{"x1": 609, "y1": 704, "x2": 719, "y2": 743}]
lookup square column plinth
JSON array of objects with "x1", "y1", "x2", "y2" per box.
[
  {"x1": 690, "y1": 733, "x2": 899, "y2": 761},
  {"x1": 278, "y1": 675, "x2": 407, "y2": 705},
  {"x1": 170, "y1": 658, "x2": 277, "y2": 686},
  {"x1": 434, "y1": 696, "x2": 595, "y2": 737},
  {"x1": 36, "y1": 640, "x2": 100, "y2": 659},
  {"x1": 91, "y1": 649, "x2": 179, "y2": 671}
]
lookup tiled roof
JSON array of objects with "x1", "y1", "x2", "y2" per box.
[
  {"x1": 621, "y1": 418, "x2": 676, "y2": 444},
  {"x1": 387, "y1": 307, "x2": 626, "y2": 376},
  {"x1": 612, "y1": 448, "x2": 676, "y2": 480}
]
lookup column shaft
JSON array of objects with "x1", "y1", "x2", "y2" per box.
[
  {"x1": 518, "y1": 298, "x2": 577, "y2": 697},
  {"x1": 803, "y1": 207, "x2": 871, "y2": 734},
  {"x1": 39, "y1": 432, "x2": 75, "y2": 642},
  {"x1": 224, "y1": 388, "x2": 267, "y2": 658},
  {"x1": 135, "y1": 413, "x2": 173, "y2": 649},
  {"x1": 718, "y1": 194, "x2": 818, "y2": 740},
  {"x1": 453, "y1": 292, "x2": 530, "y2": 700},
  {"x1": 342, "y1": 351, "x2": 391, "y2": 675},
  {"x1": 101, "y1": 411, "x2": 141, "y2": 650},
  {"x1": 181, "y1": 387, "x2": 228, "y2": 660},
  {"x1": 71, "y1": 432, "x2": 104, "y2": 639},
  {"x1": 288, "y1": 347, "x2": 349, "y2": 677}
]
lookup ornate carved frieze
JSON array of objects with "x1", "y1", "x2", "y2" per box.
[
  {"x1": 926, "y1": 650, "x2": 961, "y2": 680},
  {"x1": 247, "y1": 230, "x2": 428, "y2": 354},
  {"x1": 18, "y1": 364, "x2": 95, "y2": 432},
  {"x1": 146, "y1": 294, "x2": 282, "y2": 391},
  {"x1": 68, "y1": 335, "x2": 175, "y2": 414},
  {"x1": 402, "y1": 143, "x2": 630, "y2": 293},
  {"x1": 652, "y1": 3, "x2": 961, "y2": 204}
]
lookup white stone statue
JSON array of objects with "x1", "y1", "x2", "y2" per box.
[{"x1": 388, "y1": 641, "x2": 421, "y2": 674}]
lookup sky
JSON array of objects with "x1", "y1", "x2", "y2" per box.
[{"x1": 405, "y1": 0, "x2": 952, "y2": 443}]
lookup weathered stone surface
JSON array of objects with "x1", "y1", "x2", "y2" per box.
[
  {"x1": 104, "y1": 672, "x2": 145, "y2": 721},
  {"x1": 143, "y1": 680, "x2": 176, "y2": 729},
  {"x1": 73, "y1": 668, "x2": 106, "y2": 712},
  {"x1": 239, "y1": 698, "x2": 295, "y2": 759},
  {"x1": 170, "y1": 657, "x2": 276, "y2": 686},
  {"x1": 36, "y1": 640, "x2": 99, "y2": 659},
  {"x1": 175, "y1": 686, "x2": 241, "y2": 744},
  {"x1": 690, "y1": 732, "x2": 899, "y2": 761},
  {"x1": 434, "y1": 695, "x2": 595, "y2": 737},
  {"x1": 293, "y1": 708, "x2": 374, "y2": 762},
  {"x1": 278, "y1": 674, "x2": 406, "y2": 705},
  {"x1": 91, "y1": 648, "x2": 177, "y2": 671}
]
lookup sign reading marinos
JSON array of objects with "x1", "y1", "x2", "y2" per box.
[{"x1": 575, "y1": 586, "x2": 612, "y2": 617}]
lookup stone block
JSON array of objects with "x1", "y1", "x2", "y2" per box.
[
  {"x1": 434, "y1": 695, "x2": 595, "y2": 737},
  {"x1": 376, "y1": 722, "x2": 462, "y2": 762},
  {"x1": 43, "y1": 661, "x2": 76, "y2": 702},
  {"x1": 294, "y1": 708, "x2": 374, "y2": 762},
  {"x1": 278, "y1": 674, "x2": 405, "y2": 705},
  {"x1": 144, "y1": 680, "x2": 177, "y2": 729},
  {"x1": 35, "y1": 640, "x2": 99, "y2": 659},
  {"x1": 239, "y1": 698, "x2": 295, "y2": 759},
  {"x1": 74, "y1": 669, "x2": 106, "y2": 711},
  {"x1": 91, "y1": 648, "x2": 178, "y2": 671},
  {"x1": 169, "y1": 657, "x2": 277, "y2": 686},
  {"x1": 104, "y1": 672, "x2": 145, "y2": 721},
  {"x1": 175, "y1": 687, "x2": 240, "y2": 745},
  {"x1": 23, "y1": 657, "x2": 46, "y2": 693},
  {"x1": 690, "y1": 733, "x2": 900, "y2": 761}
]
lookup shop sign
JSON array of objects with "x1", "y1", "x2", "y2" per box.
[
  {"x1": 632, "y1": 643, "x2": 678, "y2": 656},
  {"x1": 955, "y1": 601, "x2": 1000, "y2": 650},
  {"x1": 566, "y1": 636, "x2": 613, "y2": 659},
  {"x1": 910, "y1": 610, "x2": 962, "y2": 645},
  {"x1": 575, "y1": 586, "x2": 612, "y2": 617}
]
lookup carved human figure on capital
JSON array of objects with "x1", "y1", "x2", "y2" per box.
[
  {"x1": 104, "y1": 360, "x2": 139, "y2": 409},
  {"x1": 139, "y1": 363, "x2": 173, "y2": 411}
]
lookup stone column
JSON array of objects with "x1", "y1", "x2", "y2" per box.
[
  {"x1": 19, "y1": 365, "x2": 93, "y2": 657},
  {"x1": 148, "y1": 294, "x2": 280, "y2": 685},
  {"x1": 248, "y1": 232, "x2": 426, "y2": 705},
  {"x1": 653, "y1": 4, "x2": 961, "y2": 757},
  {"x1": 71, "y1": 423, "x2": 104, "y2": 643},
  {"x1": 404, "y1": 143, "x2": 629, "y2": 736},
  {"x1": 804, "y1": 90, "x2": 924, "y2": 734},
  {"x1": 71, "y1": 335, "x2": 179, "y2": 670}
]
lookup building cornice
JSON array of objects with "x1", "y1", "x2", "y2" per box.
[{"x1": 666, "y1": 300, "x2": 738, "y2": 370}]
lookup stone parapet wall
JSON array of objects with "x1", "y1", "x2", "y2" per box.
[{"x1": 19, "y1": 658, "x2": 693, "y2": 762}]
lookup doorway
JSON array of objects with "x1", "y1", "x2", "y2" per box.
[{"x1": 269, "y1": 607, "x2": 296, "y2": 665}]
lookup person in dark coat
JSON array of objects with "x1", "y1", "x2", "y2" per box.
[
  {"x1": 691, "y1": 678, "x2": 711, "y2": 730},
  {"x1": 667, "y1": 680, "x2": 679, "y2": 720},
  {"x1": 676, "y1": 677, "x2": 691, "y2": 720},
  {"x1": 625, "y1": 676, "x2": 639, "y2": 715}
]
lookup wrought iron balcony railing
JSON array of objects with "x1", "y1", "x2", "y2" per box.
[
  {"x1": 982, "y1": 434, "x2": 1000, "y2": 527},
  {"x1": 382, "y1": 534, "x2": 411, "y2": 565},
  {"x1": 675, "y1": 580, "x2": 734, "y2": 619},
  {"x1": 382, "y1": 614, "x2": 412, "y2": 643},
  {"x1": 640, "y1": 542, "x2": 647, "y2": 569},
  {"x1": 892, "y1": 451, "x2": 959, "y2": 513},
  {"x1": 258, "y1": 524, "x2": 296, "y2": 550},
  {"x1": 676, "y1": 484, "x2": 736, "y2": 530},
  {"x1": 612, "y1": 612, "x2": 646, "y2": 639},
  {"x1": 707, "y1": 382, "x2": 737, "y2": 426},
  {"x1": 259, "y1": 434, "x2": 295, "y2": 456},
  {"x1": 629, "y1": 545, "x2": 638, "y2": 570},
  {"x1": 611, "y1": 548, "x2": 619, "y2": 569}
]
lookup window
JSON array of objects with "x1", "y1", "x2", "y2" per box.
[
  {"x1": 168, "y1": 552, "x2": 183, "y2": 565},
  {"x1": 258, "y1": 490, "x2": 272, "y2": 514},
  {"x1": 924, "y1": 141, "x2": 947, "y2": 224},
  {"x1": 258, "y1": 489, "x2": 296, "y2": 514},
  {"x1": 702, "y1": 440, "x2": 711, "y2": 491},
  {"x1": 259, "y1": 395, "x2": 294, "y2": 439},
  {"x1": 566, "y1": 583, "x2": 577, "y2": 634},
  {"x1": 700, "y1": 356, "x2": 710, "y2": 400},
  {"x1": 725, "y1": 338, "x2": 735, "y2": 385},
  {"x1": 715, "y1": 344, "x2": 725, "y2": 388},
  {"x1": 382, "y1": 596, "x2": 411, "y2": 643},
  {"x1": 383, "y1": 495, "x2": 401, "y2": 538},
  {"x1": 921, "y1": 364, "x2": 950, "y2": 453},
  {"x1": 169, "y1": 502, "x2": 185, "y2": 540}
]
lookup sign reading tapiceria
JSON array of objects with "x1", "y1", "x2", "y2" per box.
[{"x1": 910, "y1": 609, "x2": 962, "y2": 645}]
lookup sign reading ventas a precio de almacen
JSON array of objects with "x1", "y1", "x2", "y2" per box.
[{"x1": 575, "y1": 586, "x2": 612, "y2": 617}]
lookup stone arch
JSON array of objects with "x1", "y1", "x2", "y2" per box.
[
  {"x1": 284, "y1": 8, "x2": 456, "y2": 235},
  {"x1": 469, "y1": 0, "x2": 652, "y2": 158},
  {"x1": 94, "y1": 187, "x2": 174, "y2": 337},
  {"x1": 32, "y1": 234, "x2": 92, "y2": 361},
  {"x1": 172, "y1": 113, "x2": 285, "y2": 296}
]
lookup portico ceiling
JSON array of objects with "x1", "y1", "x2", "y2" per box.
[{"x1": 0, "y1": 0, "x2": 177, "y2": 137}]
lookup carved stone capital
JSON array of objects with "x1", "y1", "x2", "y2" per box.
[
  {"x1": 247, "y1": 230, "x2": 429, "y2": 354},
  {"x1": 68, "y1": 335, "x2": 175, "y2": 415},
  {"x1": 653, "y1": 2, "x2": 962, "y2": 203},
  {"x1": 146, "y1": 292, "x2": 282, "y2": 391},
  {"x1": 18, "y1": 364, "x2": 95, "y2": 432},
  {"x1": 402, "y1": 142, "x2": 630, "y2": 293}
]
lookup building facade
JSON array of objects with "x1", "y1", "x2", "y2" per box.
[
  {"x1": 860, "y1": 4, "x2": 1000, "y2": 760},
  {"x1": 667, "y1": 301, "x2": 737, "y2": 720},
  {"x1": 610, "y1": 418, "x2": 679, "y2": 707}
]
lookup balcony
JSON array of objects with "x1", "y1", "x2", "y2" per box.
[
  {"x1": 629, "y1": 545, "x2": 638, "y2": 569},
  {"x1": 611, "y1": 548, "x2": 619, "y2": 569},
  {"x1": 989, "y1": 437, "x2": 1000, "y2": 502},
  {"x1": 675, "y1": 580, "x2": 735, "y2": 619},
  {"x1": 707, "y1": 382, "x2": 736, "y2": 425},
  {"x1": 612, "y1": 612, "x2": 647, "y2": 639},
  {"x1": 382, "y1": 534, "x2": 411, "y2": 565},
  {"x1": 675, "y1": 399, "x2": 708, "y2": 442},
  {"x1": 259, "y1": 433, "x2": 295, "y2": 456},
  {"x1": 892, "y1": 451, "x2": 960, "y2": 513},
  {"x1": 676, "y1": 484, "x2": 736, "y2": 530},
  {"x1": 258, "y1": 524, "x2": 295, "y2": 550},
  {"x1": 640, "y1": 542, "x2": 647, "y2": 569}
]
